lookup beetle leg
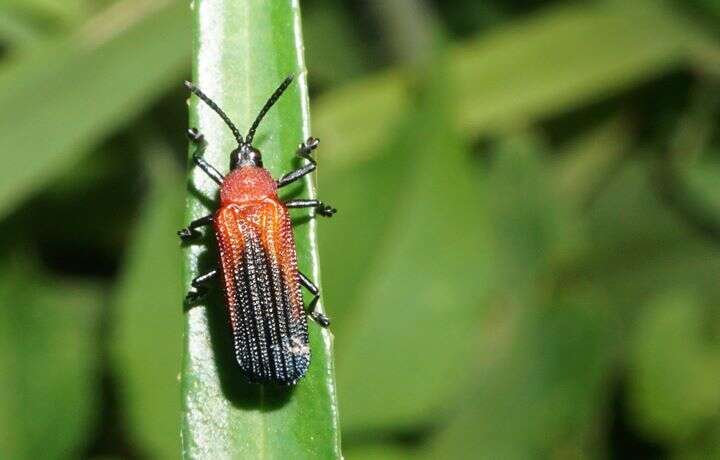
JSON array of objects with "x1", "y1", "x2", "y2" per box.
[
  {"x1": 276, "y1": 137, "x2": 319, "y2": 188},
  {"x1": 285, "y1": 199, "x2": 337, "y2": 218},
  {"x1": 187, "y1": 128, "x2": 224, "y2": 186},
  {"x1": 186, "y1": 269, "x2": 218, "y2": 302},
  {"x1": 298, "y1": 271, "x2": 330, "y2": 328},
  {"x1": 277, "y1": 163, "x2": 316, "y2": 189},
  {"x1": 178, "y1": 214, "x2": 213, "y2": 241}
]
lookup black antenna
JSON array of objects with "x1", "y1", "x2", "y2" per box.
[
  {"x1": 245, "y1": 76, "x2": 293, "y2": 145},
  {"x1": 185, "y1": 81, "x2": 244, "y2": 145}
]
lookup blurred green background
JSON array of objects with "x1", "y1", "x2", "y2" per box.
[{"x1": 1, "y1": 0, "x2": 720, "y2": 458}]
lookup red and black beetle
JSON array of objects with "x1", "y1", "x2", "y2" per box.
[{"x1": 179, "y1": 77, "x2": 336, "y2": 385}]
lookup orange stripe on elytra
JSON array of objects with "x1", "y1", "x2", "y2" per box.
[{"x1": 213, "y1": 199, "x2": 309, "y2": 382}]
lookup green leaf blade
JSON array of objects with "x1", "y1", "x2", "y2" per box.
[
  {"x1": 0, "y1": 0, "x2": 190, "y2": 219},
  {"x1": 181, "y1": 1, "x2": 341, "y2": 458},
  {"x1": 0, "y1": 264, "x2": 101, "y2": 460},
  {"x1": 314, "y1": 0, "x2": 715, "y2": 169},
  {"x1": 111, "y1": 142, "x2": 185, "y2": 460},
  {"x1": 330, "y1": 55, "x2": 491, "y2": 431}
]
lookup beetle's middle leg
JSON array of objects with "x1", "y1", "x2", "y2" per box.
[
  {"x1": 178, "y1": 214, "x2": 213, "y2": 242},
  {"x1": 186, "y1": 269, "x2": 218, "y2": 302},
  {"x1": 285, "y1": 199, "x2": 337, "y2": 217},
  {"x1": 298, "y1": 270, "x2": 330, "y2": 328}
]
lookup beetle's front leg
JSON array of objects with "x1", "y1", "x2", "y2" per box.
[
  {"x1": 187, "y1": 128, "x2": 224, "y2": 186},
  {"x1": 276, "y1": 137, "x2": 320, "y2": 188}
]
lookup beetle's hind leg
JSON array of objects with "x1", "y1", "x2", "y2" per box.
[
  {"x1": 187, "y1": 128, "x2": 224, "y2": 186},
  {"x1": 306, "y1": 297, "x2": 329, "y2": 328},
  {"x1": 186, "y1": 269, "x2": 218, "y2": 302},
  {"x1": 178, "y1": 214, "x2": 213, "y2": 242},
  {"x1": 298, "y1": 271, "x2": 330, "y2": 328}
]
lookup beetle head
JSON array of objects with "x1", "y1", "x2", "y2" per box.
[
  {"x1": 230, "y1": 143, "x2": 262, "y2": 169},
  {"x1": 185, "y1": 76, "x2": 294, "y2": 171}
]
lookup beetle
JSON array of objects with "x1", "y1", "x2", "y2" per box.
[{"x1": 178, "y1": 76, "x2": 336, "y2": 385}]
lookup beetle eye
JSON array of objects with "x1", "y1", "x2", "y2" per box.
[{"x1": 229, "y1": 150, "x2": 240, "y2": 169}]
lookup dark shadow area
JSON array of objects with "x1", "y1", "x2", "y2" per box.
[
  {"x1": 290, "y1": 214, "x2": 314, "y2": 227},
  {"x1": 83, "y1": 293, "x2": 145, "y2": 460},
  {"x1": 607, "y1": 378, "x2": 667, "y2": 460},
  {"x1": 342, "y1": 423, "x2": 437, "y2": 454}
]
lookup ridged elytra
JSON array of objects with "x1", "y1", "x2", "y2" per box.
[{"x1": 179, "y1": 77, "x2": 336, "y2": 385}]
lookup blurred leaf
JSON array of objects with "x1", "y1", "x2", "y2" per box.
[
  {"x1": 331, "y1": 55, "x2": 489, "y2": 431},
  {"x1": 328, "y1": 118, "x2": 590, "y2": 436},
  {"x1": 111, "y1": 138, "x2": 184, "y2": 459},
  {"x1": 1, "y1": 0, "x2": 87, "y2": 32},
  {"x1": 367, "y1": 0, "x2": 439, "y2": 65},
  {"x1": 580, "y1": 161, "x2": 720, "y2": 311},
  {"x1": 317, "y1": 109, "x2": 415, "y2": 327},
  {"x1": 303, "y1": 0, "x2": 369, "y2": 87},
  {"x1": 402, "y1": 132, "x2": 607, "y2": 457},
  {"x1": 345, "y1": 444, "x2": 417, "y2": 460},
  {"x1": 0, "y1": 261, "x2": 100, "y2": 459},
  {"x1": 0, "y1": 0, "x2": 190, "y2": 218},
  {"x1": 181, "y1": 1, "x2": 341, "y2": 458},
  {"x1": 0, "y1": 9, "x2": 45, "y2": 49},
  {"x1": 629, "y1": 291, "x2": 720, "y2": 443},
  {"x1": 484, "y1": 133, "x2": 584, "y2": 303},
  {"x1": 555, "y1": 116, "x2": 631, "y2": 209},
  {"x1": 687, "y1": 0, "x2": 720, "y2": 21},
  {"x1": 683, "y1": 158, "x2": 720, "y2": 217},
  {"x1": 315, "y1": 0, "x2": 716, "y2": 170},
  {"x1": 423, "y1": 289, "x2": 615, "y2": 459},
  {"x1": 677, "y1": 422, "x2": 720, "y2": 459}
]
